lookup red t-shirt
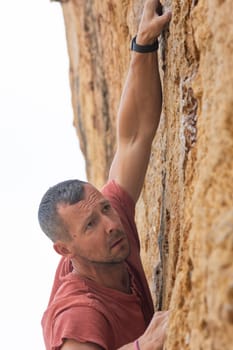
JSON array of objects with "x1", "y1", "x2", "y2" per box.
[{"x1": 42, "y1": 180, "x2": 154, "y2": 350}]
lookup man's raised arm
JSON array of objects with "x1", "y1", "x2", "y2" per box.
[{"x1": 109, "y1": 0, "x2": 171, "y2": 203}]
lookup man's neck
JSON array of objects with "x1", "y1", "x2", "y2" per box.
[{"x1": 71, "y1": 259, "x2": 131, "y2": 294}]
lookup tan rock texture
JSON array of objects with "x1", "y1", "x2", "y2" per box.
[{"x1": 58, "y1": 0, "x2": 233, "y2": 348}]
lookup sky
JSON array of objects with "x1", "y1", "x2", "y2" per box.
[{"x1": 0, "y1": 1, "x2": 86, "y2": 349}]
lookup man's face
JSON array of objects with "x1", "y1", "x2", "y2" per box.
[{"x1": 57, "y1": 184, "x2": 130, "y2": 266}]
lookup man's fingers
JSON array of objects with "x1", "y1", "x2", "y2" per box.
[
  {"x1": 154, "y1": 9, "x2": 172, "y2": 27},
  {"x1": 160, "y1": 9, "x2": 172, "y2": 23},
  {"x1": 149, "y1": 310, "x2": 170, "y2": 328},
  {"x1": 155, "y1": 311, "x2": 170, "y2": 325},
  {"x1": 155, "y1": 310, "x2": 170, "y2": 317}
]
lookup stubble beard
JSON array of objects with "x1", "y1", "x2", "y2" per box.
[{"x1": 76, "y1": 229, "x2": 131, "y2": 266}]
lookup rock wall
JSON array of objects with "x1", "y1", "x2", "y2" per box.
[{"x1": 58, "y1": 0, "x2": 233, "y2": 348}]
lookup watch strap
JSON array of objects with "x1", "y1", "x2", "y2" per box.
[{"x1": 131, "y1": 36, "x2": 158, "y2": 53}]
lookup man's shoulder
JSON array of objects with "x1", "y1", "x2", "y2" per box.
[
  {"x1": 47, "y1": 271, "x2": 117, "y2": 314},
  {"x1": 42, "y1": 277, "x2": 113, "y2": 350},
  {"x1": 101, "y1": 179, "x2": 133, "y2": 199},
  {"x1": 101, "y1": 180, "x2": 135, "y2": 217}
]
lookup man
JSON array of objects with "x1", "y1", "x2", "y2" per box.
[{"x1": 38, "y1": 1, "x2": 172, "y2": 349}]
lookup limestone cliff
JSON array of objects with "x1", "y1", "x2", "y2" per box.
[{"x1": 57, "y1": 0, "x2": 233, "y2": 348}]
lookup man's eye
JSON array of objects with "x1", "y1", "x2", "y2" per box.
[
  {"x1": 86, "y1": 221, "x2": 94, "y2": 229},
  {"x1": 103, "y1": 204, "x2": 111, "y2": 212}
]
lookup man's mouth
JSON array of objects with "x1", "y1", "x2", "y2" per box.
[
  {"x1": 109, "y1": 231, "x2": 126, "y2": 249},
  {"x1": 110, "y1": 237, "x2": 125, "y2": 249}
]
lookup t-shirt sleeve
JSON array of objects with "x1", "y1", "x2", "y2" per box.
[
  {"x1": 101, "y1": 180, "x2": 135, "y2": 219},
  {"x1": 52, "y1": 306, "x2": 112, "y2": 350}
]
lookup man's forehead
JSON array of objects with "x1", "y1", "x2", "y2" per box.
[
  {"x1": 82, "y1": 183, "x2": 105, "y2": 205},
  {"x1": 57, "y1": 183, "x2": 105, "y2": 216}
]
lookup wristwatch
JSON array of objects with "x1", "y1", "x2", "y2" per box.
[{"x1": 131, "y1": 36, "x2": 159, "y2": 53}]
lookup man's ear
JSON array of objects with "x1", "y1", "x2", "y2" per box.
[{"x1": 53, "y1": 241, "x2": 73, "y2": 257}]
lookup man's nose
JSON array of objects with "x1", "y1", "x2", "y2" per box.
[{"x1": 102, "y1": 215, "x2": 118, "y2": 234}]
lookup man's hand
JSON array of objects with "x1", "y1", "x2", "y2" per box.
[
  {"x1": 138, "y1": 311, "x2": 170, "y2": 350},
  {"x1": 137, "y1": 0, "x2": 172, "y2": 45}
]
